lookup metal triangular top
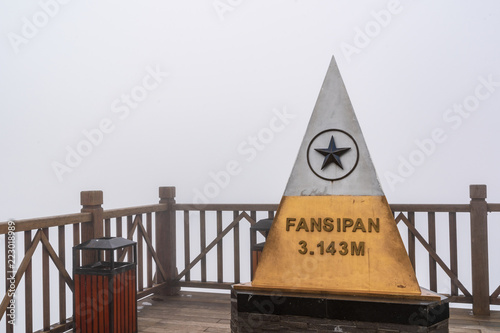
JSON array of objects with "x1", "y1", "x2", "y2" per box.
[{"x1": 284, "y1": 55, "x2": 383, "y2": 197}]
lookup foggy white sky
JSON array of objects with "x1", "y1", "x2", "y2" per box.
[{"x1": 1, "y1": 0, "x2": 500, "y2": 220}]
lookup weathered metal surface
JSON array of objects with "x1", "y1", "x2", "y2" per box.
[{"x1": 284, "y1": 55, "x2": 383, "y2": 197}]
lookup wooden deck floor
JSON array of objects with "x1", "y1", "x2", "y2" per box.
[{"x1": 137, "y1": 291, "x2": 500, "y2": 333}]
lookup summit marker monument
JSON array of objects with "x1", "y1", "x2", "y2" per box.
[
  {"x1": 231, "y1": 56, "x2": 449, "y2": 332},
  {"x1": 251, "y1": 55, "x2": 420, "y2": 297}
]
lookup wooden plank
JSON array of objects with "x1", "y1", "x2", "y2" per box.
[
  {"x1": 390, "y1": 204, "x2": 470, "y2": 213},
  {"x1": 116, "y1": 216, "x2": 122, "y2": 260},
  {"x1": 58, "y1": 225, "x2": 66, "y2": 323},
  {"x1": 137, "y1": 222, "x2": 168, "y2": 281},
  {"x1": 174, "y1": 203, "x2": 279, "y2": 212},
  {"x1": 175, "y1": 212, "x2": 250, "y2": 282},
  {"x1": 104, "y1": 218, "x2": 111, "y2": 261},
  {"x1": 32, "y1": 320, "x2": 73, "y2": 333},
  {"x1": 138, "y1": 217, "x2": 144, "y2": 291},
  {"x1": 74, "y1": 274, "x2": 81, "y2": 332},
  {"x1": 118, "y1": 215, "x2": 141, "y2": 262},
  {"x1": 98, "y1": 276, "x2": 104, "y2": 332},
  {"x1": 233, "y1": 211, "x2": 240, "y2": 284},
  {"x1": 176, "y1": 280, "x2": 233, "y2": 290},
  {"x1": 200, "y1": 211, "x2": 207, "y2": 283},
  {"x1": 250, "y1": 211, "x2": 257, "y2": 226},
  {"x1": 156, "y1": 187, "x2": 177, "y2": 294},
  {"x1": 40, "y1": 232, "x2": 74, "y2": 291},
  {"x1": 0, "y1": 230, "x2": 42, "y2": 320},
  {"x1": 127, "y1": 215, "x2": 133, "y2": 262},
  {"x1": 449, "y1": 212, "x2": 458, "y2": 296},
  {"x1": 447, "y1": 296, "x2": 473, "y2": 304},
  {"x1": 104, "y1": 218, "x2": 111, "y2": 237},
  {"x1": 396, "y1": 213, "x2": 471, "y2": 297},
  {"x1": 116, "y1": 216, "x2": 123, "y2": 237},
  {"x1": 491, "y1": 284, "x2": 500, "y2": 300},
  {"x1": 42, "y1": 228, "x2": 50, "y2": 331},
  {"x1": 470, "y1": 185, "x2": 490, "y2": 315},
  {"x1": 136, "y1": 281, "x2": 169, "y2": 299},
  {"x1": 184, "y1": 211, "x2": 191, "y2": 282},
  {"x1": 147, "y1": 212, "x2": 153, "y2": 289},
  {"x1": 489, "y1": 297, "x2": 500, "y2": 305},
  {"x1": 487, "y1": 203, "x2": 500, "y2": 211},
  {"x1": 73, "y1": 223, "x2": 80, "y2": 268},
  {"x1": 0, "y1": 213, "x2": 92, "y2": 234},
  {"x1": 217, "y1": 211, "x2": 223, "y2": 283},
  {"x1": 24, "y1": 230, "x2": 33, "y2": 333},
  {"x1": 92, "y1": 275, "x2": 98, "y2": 333},
  {"x1": 428, "y1": 212, "x2": 437, "y2": 292},
  {"x1": 408, "y1": 212, "x2": 416, "y2": 271},
  {"x1": 101, "y1": 203, "x2": 168, "y2": 219},
  {"x1": 250, "y1": 214, "x2": 257, "y2": 280}
]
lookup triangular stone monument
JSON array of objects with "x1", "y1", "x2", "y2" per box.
[
  {"x1": 250, "y1": 55, "x2": 421, "y2": 297},
  {"x1": 231, "y1": 56, "x2": 449, "y2": 333}
]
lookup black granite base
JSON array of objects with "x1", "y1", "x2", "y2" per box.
[{"x1": 231, "y1": 287, "x2": 449, "y2": 332}]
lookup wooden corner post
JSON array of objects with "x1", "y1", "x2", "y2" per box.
[
  {"x1": 80, "y1": 190, "x2": 104, "y2": 266},
  {"x1": 156, "y1": 186, "x2": 179, "y2": 295},
  {"x1": 470, "y1": 184, "x2": 490, "y2": 316}
]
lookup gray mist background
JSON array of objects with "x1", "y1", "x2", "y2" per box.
[
  {"x1": 1, "y1": 0, "x2": 500, "y2": 329},
  {"x1": 2, "y1": 1, "x2": 500, "y2": 217}
]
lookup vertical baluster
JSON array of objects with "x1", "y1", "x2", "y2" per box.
[
  {"x1": 73, "y1": 223, "x2": 80, "y2": 267},
  {"x1": 58, "y1": 225, "x2": 66, "y2": 324},
  {"x1": 116, "y1": 217, "x2": 123, "y2": 238},
  {"x1": 233, "y1": 211, "x2": 240, "y2": 284},
  {"x1": 217, "y1": 211, "x2": 223, "y2": 283},
  {"x1": 200, "y1": 211, "x2": 207, "y2": 283},
  {"x1": 105, "y1": 218, "x2": 111, "y2": 237},
  {"x1": 24, "y1": 230, "x2": 33, "y2": 333},
  {"x1": 42, "y1": 228, "x2": 50, "y2": 331},
  {"x1": 116, "y1": 217, "x2": 123, "y2": 260},
  {"x1": 428, "y1": 212, "x2": 437, "y2": 292},
  {"x1": 408, "y1": 212, "x2": 416, "y2": 271},
  {"x1": 184, "y1": 211, "x2": 190, "y2": 282},
  {"x1": 147, "y1": 213, "x2": 153, "y2": 288},
  {"x1": 127, "y1": 215, "x2": 133, "y2": 261},
  {"x1": 104, "y1": 218, "x2": 111, "y2": 262},
  {"x1": 250, "y1": 212, "x2": 257, "y2": 280},
  {"x1": 267, "y1": 211, "x2": 274, "y2": 219},
  {"x1": 449, "y1": 212, "x2": 458, "y2": 296},
  {"x1": 138, "y1": 215, "x2": 144, "y2": 292}
]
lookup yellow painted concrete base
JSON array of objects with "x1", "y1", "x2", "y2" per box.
[{"x1": 252, "y1": 195, "x2": 422, "y2": 297}]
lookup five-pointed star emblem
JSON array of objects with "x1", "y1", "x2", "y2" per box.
[{"x1": 314, "y1": 135, "x2": 351, "y2": 170}]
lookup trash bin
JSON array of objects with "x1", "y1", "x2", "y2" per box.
[
  {"x1": 73, "y1": 237, "x2": 137, "y2": 333},
  {"x1": 250, "y1": 218, "x2": 273, "y2": 279}
]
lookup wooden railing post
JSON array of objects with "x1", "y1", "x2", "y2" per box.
[
  {"x1": 156, "y1": 186, "x2": 179, "y2": 295},
  {"x1": 80, "y1": 190, "x2": 104, "y2": 266},
  {"x1": 470, "y1": 184, "x2": 490, "y2": 316}
]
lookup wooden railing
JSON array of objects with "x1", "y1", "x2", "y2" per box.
[{"x1": 0, "y1": 185, "x2": 498, "y2": 332}]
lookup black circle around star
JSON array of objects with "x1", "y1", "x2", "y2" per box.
[{"x1": 306, "y1": 129, "x2": 359, "y2": 181}]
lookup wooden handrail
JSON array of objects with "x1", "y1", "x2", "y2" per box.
[
  {"x1": 0, "y1": 213, "x2": 92, "y2": 234},
  {"x1": 102, "y1": 203, "x2": 168, "y2": 219},
  {"x1": 390, "y1": 204, "x2": 471, "y2": 212},
  {"x1": 174, "y1": 203, "x2": 279, "y2": 211}
]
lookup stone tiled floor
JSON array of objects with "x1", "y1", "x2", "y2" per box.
[{"x1": 138, "y1": 291, "x2": 500, "y2": 332}]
